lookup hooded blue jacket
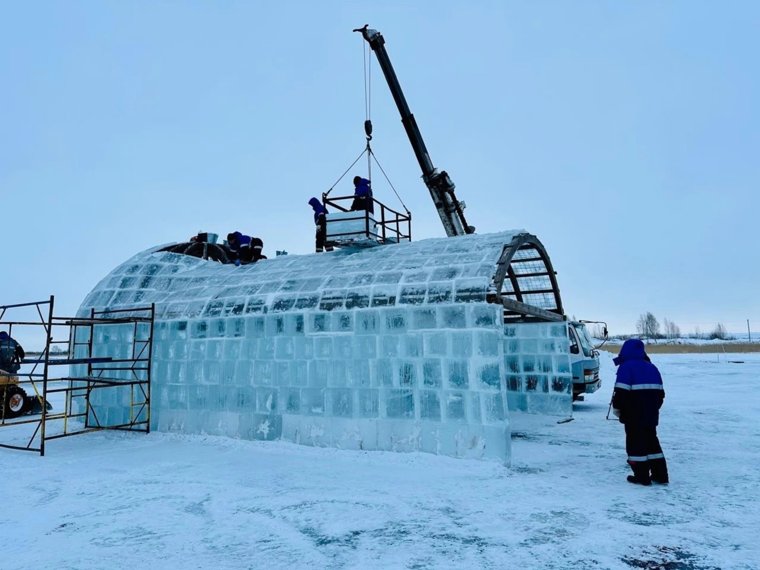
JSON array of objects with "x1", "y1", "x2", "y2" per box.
[
  {"x1": 611, "y1": 339, "x2": 664, "y2": 427},
  {"x1": 308, "y1": 197, "x2": 328, "y2": 224},
  {"x1": 353, "y1": 177, "x2": 371, "y2": 198}
]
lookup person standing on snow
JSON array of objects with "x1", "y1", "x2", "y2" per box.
[
  {"x1": 309, "y1": 197, "x2": 333, "y2": 253},
  {"x1": 350, "y1": 176, "x2": 374, "y2": 214},
  {"x1": 611, "y1": 338, "x2": 669, "y2": 485}
]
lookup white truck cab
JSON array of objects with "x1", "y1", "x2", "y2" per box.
[{"x1": 568, "y1": 321, "x2": 603, "y2": 401}]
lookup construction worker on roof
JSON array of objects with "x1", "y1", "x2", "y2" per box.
[
  {"x1": 227, "y1": 231, "x2": 266, "y2": 264},
  {"x1": 350, "y1": 176, "x2": 374, "y2": 214},
  {"x1": 309, "y1": 198, "x2": 333, "y2": 253}
]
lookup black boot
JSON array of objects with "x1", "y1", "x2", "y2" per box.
[
  {"x1": 627, "y1": 462, "x2": 652, "y2": 486},
  {"x1": 650, "y1": 457, "x2": 669, "y2": 484},
  {"x1": 627, "y1": 475, "x2": 652, "y2": 486}
]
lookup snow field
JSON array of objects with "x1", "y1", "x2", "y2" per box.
[{"x1": 3, "y1": 352, "x2": 759, "y2": 569}]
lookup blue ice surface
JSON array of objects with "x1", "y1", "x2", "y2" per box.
[{"x1": 76, "y1": 230, "x2": 573, "y2": 463}]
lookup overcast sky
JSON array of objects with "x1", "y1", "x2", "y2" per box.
[{"x1": 1, "y1": 1, "x2": 758, "y2": 335}]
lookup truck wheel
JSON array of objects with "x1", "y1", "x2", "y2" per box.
[{"x1": 2, "y1": 385, "x2": 28, "y2": 419}]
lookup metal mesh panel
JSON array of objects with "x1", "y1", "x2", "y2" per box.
[
  {"x1": 510, "y1": 260, "x2": 547, "y2": 275},
  {"x1": 522, "y1": 292, "x2": 558, "y2": 310}
]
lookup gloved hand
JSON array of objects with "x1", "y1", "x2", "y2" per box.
[{"x1": 234, "y1": 259, "x2": 241, "y2": 267}]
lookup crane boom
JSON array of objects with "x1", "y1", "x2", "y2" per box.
[{"x1": 355, "y1": 26, "x2": 474, "y2": 237}]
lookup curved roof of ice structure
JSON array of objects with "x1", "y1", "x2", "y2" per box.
[{"x1": 80, "y1": 230, "x2": 564, "y2": 320}]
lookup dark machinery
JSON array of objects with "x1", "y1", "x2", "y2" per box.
[{"x1": 354, "y1": 25, "x2": 475, "y2": 238}]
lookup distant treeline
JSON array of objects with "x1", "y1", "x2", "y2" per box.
[
  {"x1": 587, "y1": 312, "x2": 747, "y2": 341},
  {"x1": 25, "y1": 347, "x2": 68, "y2": 357}
]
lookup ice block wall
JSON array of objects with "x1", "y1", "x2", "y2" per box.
[
  {"x1": 76, "y1": 230, "x2": 566, "y2": 463},
  {"x1": 504, "y1": 322, "x2": 572, "y2": 415}
]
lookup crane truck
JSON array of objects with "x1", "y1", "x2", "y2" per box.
[{"x1": 355, "y1": 25, "x2": 603, "y2": 402}]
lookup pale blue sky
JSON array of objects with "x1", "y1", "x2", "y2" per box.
[{"x1": 1, "y1": 1, "x2": 758, "y2": 334}]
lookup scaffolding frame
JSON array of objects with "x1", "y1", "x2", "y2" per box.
[{"x1": 0, "y1": 297, "x2": 154, "y2": 456}]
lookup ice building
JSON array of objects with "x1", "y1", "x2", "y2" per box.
[{"x1": 77, "y1": 230, "x2": 572, "y2": 464}]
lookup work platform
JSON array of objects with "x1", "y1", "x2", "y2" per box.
[{"x1": 323, "y1": 195, "x2": 411, "y2": 249}]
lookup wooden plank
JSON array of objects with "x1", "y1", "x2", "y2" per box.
[{"x1": 496, "y1": 297, "x2": 565, "y2": 322}]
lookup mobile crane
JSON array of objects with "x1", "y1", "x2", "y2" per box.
[
  {"x1": 356, "y1": 25, "x2": 604, "y2": 401},
  {"x1": 354, "y1": 25, "x2": 475, "y2": 238}
]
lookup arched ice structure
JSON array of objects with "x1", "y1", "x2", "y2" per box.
[{"x1": 77, "y1": 230, "x2": 572, "y2": 464}]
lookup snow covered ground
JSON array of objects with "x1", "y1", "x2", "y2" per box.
[
  {"x1": 602, "y1": 335, "x2": 759, "y2": 346},
  {"x1": 3, "y1": 352, "x2": 759, "y2": 569}
]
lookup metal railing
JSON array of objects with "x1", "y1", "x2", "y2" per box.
[{"x1": 323, "y1": 195, "x2": 411, "y2": 245}]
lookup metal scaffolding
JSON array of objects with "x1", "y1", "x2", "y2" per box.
[{"x1": 0, "y1": 297, "x2": 154, "y2": 456}]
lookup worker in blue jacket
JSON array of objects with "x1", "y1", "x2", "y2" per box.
[
  {"x1": 227, "y1": 231, "x2": 265, "y2": 264},
  {"x1": 309, "y1": 197, "x2": 333, "y2": 253},
  {"x1": 611, "y1": 338, "x2": 669, "y2": 485},
  {"x1": 0, "y1": 331, "x2": 25, "y2": 374},
  {"x1": 350, "y1": 176, "x2": 374, "y2": 214}
]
